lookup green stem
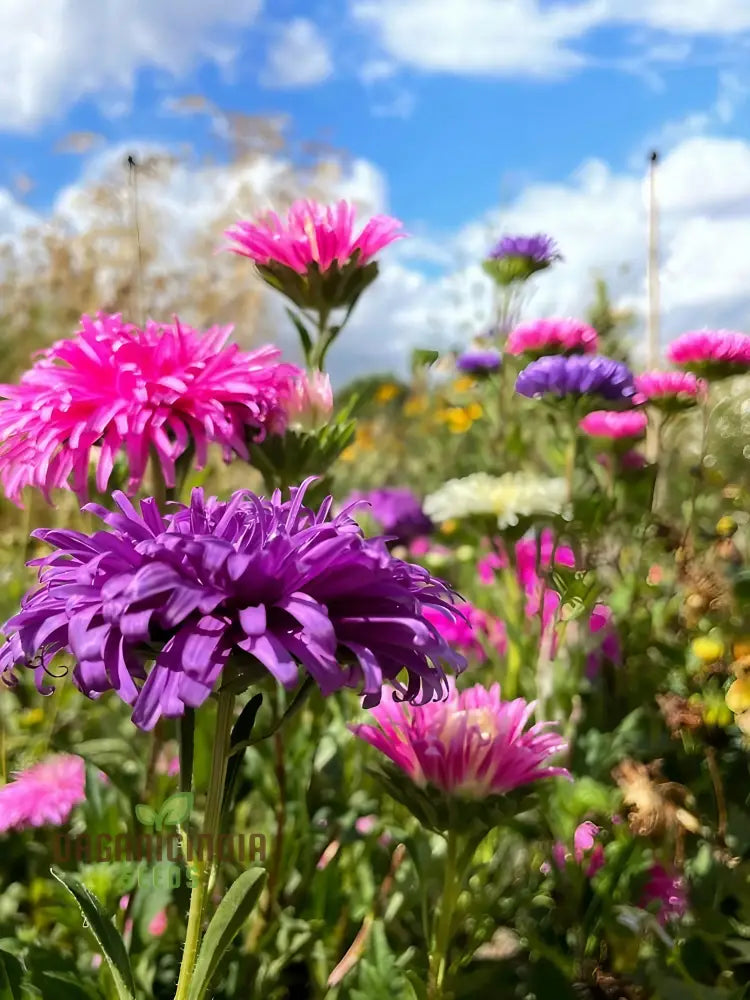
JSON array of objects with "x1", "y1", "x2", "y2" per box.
[
  {"x1": 174, "y1": 689, "x2": 235, "y2": 1000},
  {"x1": 428, "y1": 829, "x2": 460, "y2": 1000},
  {"x1": 565, "y1": 423, "x2": 578, "y2": 504}
]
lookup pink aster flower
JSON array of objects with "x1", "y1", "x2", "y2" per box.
[
  {"x1": 0, "y1": 313, "x2": 300, "y2": 505},
  {"x1": 579, "y1": 409, "x2": 648, "y2": 440},
  {"x1": 351, "y1": 681, "x2": 569, "y2": 799},
  {"x1": 423, "y1": 604, "x2": 507, "y2": 662},
  {"x1": 634, "y1": 370, "x2": 706, "y2": 408},
  {"x1": 225, "y1": 200, "x2": 404, "y2": 276},
  {"x1": 666, "y1": 329, "x2": 750, "y2": 376},
  {"x1": 0, "y1": 754, "x2": 86, "y2": 832},
  {"x1": 506, "y1": 318, "x2": 599, "y2": 358},
  {"x1": 640, "y1": 864, "x2": 688, "y2": 925}
]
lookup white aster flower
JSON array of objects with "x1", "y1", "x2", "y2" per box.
[{"x1": 424, "y1": 472, "x2": 567, "y2": 529}]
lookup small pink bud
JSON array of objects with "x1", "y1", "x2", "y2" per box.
[
  {"x1": 317, "y1": 840, "x2": 341, "y2": 870},
  {"x1": 119, "y1": 895, "x2": 130, "y2": 911},
  {"x1": 148, "y1": 909, "x2": 169, "y2": 937},
  {"x1": 355, "y1": 814, "x2": 377, "y2": 836},
  {"x1": 288, "y1": 371, "x2": 334, "y2": 430}
]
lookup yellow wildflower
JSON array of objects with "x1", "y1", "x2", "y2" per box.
[
  {"x1": 466, "y1": 402, "x2": 483, "y2": 421},
  {"x1": 691, "y1": 636, "x2": 725, "y2": 664},
  {"x1": 403, "y1": 395, "x2": 429, "y2": 417},
  {"x1": 452, "y1": 376, "x2": 476, "y2": 394},
  {"x1": 441, "y1": 407, "x2": 472, "y2": 434},
  {"x1": 375, "y1": 383, "x2": 399, "y2": 403},
  {"x1": 441, "y1": 519, "x2": 458, "y2": 536},
  {"x1": 726, "y1": 676, "x2": 750, "y2": 715}
]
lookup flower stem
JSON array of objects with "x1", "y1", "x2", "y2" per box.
[
  {"x1": 565, "y1": 423, "x2": 578, "y2": 504},
  {"x1": 174, "y1": 689, "x2": 235, "y2": 1000},
  {"x1": 428, "y1": 829, "x2": 460, "y2": 1000}
]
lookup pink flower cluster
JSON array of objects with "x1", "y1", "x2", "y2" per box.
[
  {"x1": 506, "y1": 318, "x2": 599, "y2": 357},
  {"x1": 634, "y1": 370, "x2": 706, "y2": 405},
  {"x1": 423, "y1": 604, "x2": 507, "y2": 663},
  {"x1": 226, "y1": 200, "x2": 404, "y2": 275},
  {"x1": 579, "y1": 409, "x2": 647, "y2": 440},
  {"x1": 640, "y1": 864, "x2": 688, "y2": 925},
  {"x1": 352, "y1": 681, "x2": 569, "y2": 799},
  {"x1": 0, "y1": 754, "x2": 86, "y2": 832},
  {"x1": 548, "y1": 821, "x2": 605, "y2": 878},
  {"x1": 666, "y1": 329, "x2": 750, "y2": 372},
  {"x1": 0, "y1": 313, "x2": 300, "y2": 504},
  {"x1": 478, "y1": 532, "x2": 620, "y2": 672}
]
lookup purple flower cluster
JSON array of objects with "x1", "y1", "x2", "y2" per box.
[
  {"x1": 456, "y1": 350, "x2": 502, "y2": 376},
  {"x1": 488, "y1": 234, "x2": 560, "y2": 266},
  {"x1": 345, "y1": 487, "x2": 433, "y2": 544},
  {"x1": 515, "y1": 355, "x2": 637, "y2": 405},
  {"x1": 0, "y1": 483, "x2": 465, "y2": 730}
]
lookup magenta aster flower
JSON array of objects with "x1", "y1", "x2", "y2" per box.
[
  {"x1": 0, "y1": 483, "x2": 464, "y2": 730},
  {"x1": 0, "y1": 313, "x2": 300, "y2": 505},
  {"x1": 226, "y1": 200, "x2": 404, "y2": 276},
  {"x1": 579, "y1": 409, "x2": 648, "y2": 440},
  {"x1": 507, "y1": 318, "x2": 599, "y2": 358},
  {"x1": 351, "y1": 681, "x2": 568, "y2": 799},
  {"x1": 634, "y1": 370, "x2": 707, "y2": 410},
  {"x1": 423, "y1": 604, "x2": 507, "y2": 663},
  {"x1": 640, "y1": 864, "x2": 688, "y2": 925},
  {"x1": 0, "y1": 754, "x2": 86, "y2": 832},
  {"x1": 666, "y1": 329, "x2": 750, "y2": 378},
  {"x1": 516, "y1": 355, "x2": 637, "y2": 406}
]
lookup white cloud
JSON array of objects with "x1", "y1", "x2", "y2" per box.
[
  {"x1": 5, "y1": 131, "x2": 750, "y2": 383},
  {"x1": 0, "y1": 0, "x2": 262, "y2": 131},
  {"x1": 260, "y1": 18, "x2": 333, "y2": 89},
  {"x1": 351, "y1": 0, "x2": 750, "y2": 81}
]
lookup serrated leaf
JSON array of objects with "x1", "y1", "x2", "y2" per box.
[
  {"x1": 187, "y1": 867, "x2": 266, "y2": 1000},
  {"x1": 50, "y1": 868, "x2": 136, "y2": 1000}
]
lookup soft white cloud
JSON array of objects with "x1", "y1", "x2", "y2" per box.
[
  {"x1": 352, "y1": 0, "x2": 595, "y2": 78},
  {"x1": 4, "y1": 132, "x2": 750, "y2": 382},
  {"x1": 0, "y1": 0, "x2": 262, "y2": 131},
  {"x1": 260, "y1": 18, "x2": 333, "y2": 89},
  {"x1": 351, "y1": 0, "x2": 750, "y2": 81}
]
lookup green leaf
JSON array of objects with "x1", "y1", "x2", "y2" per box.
[
  {"x1": 187, "y1": 867, "x2": 267, "y2": 1000},
  {"x1": 156, "y1": 791, "x2": 193, "y2": 831},
  {"x1": 285, "y1": 307, "x2": 313, "y2": 360},
  {"x1": 411, "y1": 348, "x2": 440, "y2": 373},
  {"x1": 134, "y1": 804, "x2": 155, "y2": 828},
  {"x1": 222, "y1": 693, "x2": 263, "y2": 820},
  {"x1": 0, "y1": 950, "x2": 23, "y2": 1000},
  {"x1": 50, "y1": 867, "x2": 137, "y2": 1000}
]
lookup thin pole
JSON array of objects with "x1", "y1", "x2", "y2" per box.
[
  {"x1": 127, "y1": 154, "x2": 145, "y2": 326},
  {"x1": 646, "y1": 150, "x2": 661, "y2": 466},
  {"x1": 646, "y1": 150, "x2": 660, "y2": 369}
]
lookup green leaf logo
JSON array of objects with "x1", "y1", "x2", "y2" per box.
[
  {"x1": 135, "y1": 804, "x2": 156, "y2": 828},
  {"x1": 154, "y1": 791, "x2": 194, "y2": 831}
]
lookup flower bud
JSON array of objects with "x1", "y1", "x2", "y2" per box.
[{"x1": 287, "y1": 371, "x2": 334, "y2": 430}]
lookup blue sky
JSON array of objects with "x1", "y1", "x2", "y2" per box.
[{"x1": 2, "y1": 0, "x2": 750, "y2": 378}]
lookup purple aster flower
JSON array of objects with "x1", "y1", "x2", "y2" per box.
[
  {"x1": 345, "y1": 487, "x2": 433, "y2": 544},
  {"x1": 488, "y1": 234, "x2": 560, "y2": 266},
  {"x1": 515, "y1": 355, "x2": 637, "y2": 406},
  {"x1": 0, "y1": 482, "x2": 465, "y2": 730},
  {"x1": 456, "y1": 350, "x2": 502, "y2": 376},
  {"x1": 484, "y1": 234, "x2": 561, "y2": 286}
]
